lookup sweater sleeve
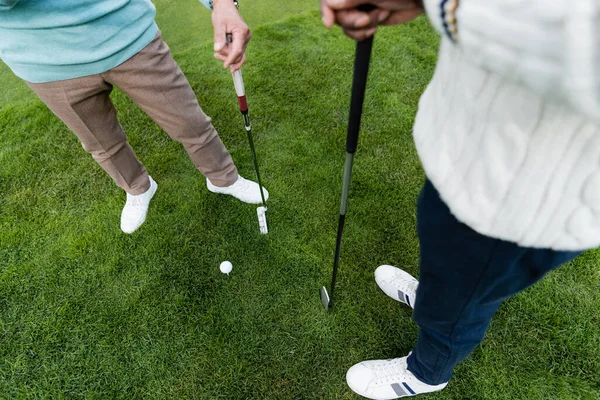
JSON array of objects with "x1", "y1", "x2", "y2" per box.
[
  {"x1": 422, "y1": 0, "x2": 600, "y2": 121},
  {"x1": 197, "y1": 0, "x2": 212, "y2": 11},
  {"x1": 0, "y1": 0, "x2": 20, "y2": 10}
]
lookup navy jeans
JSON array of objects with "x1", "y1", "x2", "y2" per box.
[{"x1": 406, "y1": 180, "x2": 582, "y2": 385}]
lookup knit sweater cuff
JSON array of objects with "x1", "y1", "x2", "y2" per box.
[
  {"x1": 422, "y1": 0, "x2": 459, "y2": 42},
  {"x1": 198, "y1": 0, "x2": 212, "y2": 11}
]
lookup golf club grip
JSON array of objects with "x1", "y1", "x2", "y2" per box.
[
  {"x1": 226, "y1": 33, "x2": 248, "y2": 113},
  {"x1": 346, "y1": 35, "x2": 374, "y2": 154}
]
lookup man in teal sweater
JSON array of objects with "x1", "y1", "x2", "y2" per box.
[{"x1": 0, "y1": 0, "x2": 269, "y2": 233}]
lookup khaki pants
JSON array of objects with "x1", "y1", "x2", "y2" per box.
[{"x1": 27, "y1": 33, "x2": 238, "y2": 195}]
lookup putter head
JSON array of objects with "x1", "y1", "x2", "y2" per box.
[
  {"x1": 257, "y1": 206, "x2": 268, "y2": 234},
  {"x1": 320, "y1": 286, "x2": 332, "y2": 310}
]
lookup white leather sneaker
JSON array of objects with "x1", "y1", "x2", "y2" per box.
[
  {"x1": 206, "y1": 175, "x2": 268, "y2": 204},
  {"x1": 346, "y1": 355, "x2": 447, "y2": 399},
  {"x1": 120, "y1": 177, "x2": 157, "y2": 234},
  {"x1": 374, "y1": 265, "x2": 418, "y2": 308}
]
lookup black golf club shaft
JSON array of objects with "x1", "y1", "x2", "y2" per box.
[
  {"x1": 328, "y1": 34, "x2": 375, "y2": 307},
  {"x1": 243, "y1": 114, "x2": 267, "y2": 207},
  {"x1": 226, "y1": 33, "x2": 267, "y2": 208}
]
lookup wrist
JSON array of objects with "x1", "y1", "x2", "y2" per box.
[{"x1": 210, "y1": 0, "x2": 238, "y2": 11}]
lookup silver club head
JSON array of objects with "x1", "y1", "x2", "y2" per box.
[
  {"x1": 320, "y1": 286, "x2": 332, "y2": 310},
  {"x1": 257, "y1": 206, "x2": 268, "y2": 234}
]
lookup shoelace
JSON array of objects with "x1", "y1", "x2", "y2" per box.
[
  {"x1": 232, "y1": 177, "x2": 253, "y2": 193},
  {"x1": 387, "y1": 274, "x2": 417, "y2": 297},
  {"x1": 370, "y1": 359, "x2": 409, "y2": 386},
  {"x1": 126, "y1": 194, "x2": 144, "y2": 207}
]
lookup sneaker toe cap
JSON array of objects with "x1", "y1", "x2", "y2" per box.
[
  {"x1": 374, "y1": 264, "x2": 398, "y2": 283},
  {"x1": 120, "y1": 211, "x2": 146, "y2": 233},
  {"x1": 121, "y1": 219, "x2": 143, "y2": 234},
  {"x1": 246, "y1": 186, "x2": 268, "y2": 204},
  {"x1": 346, "y1": 362, "x2": 374, "y2": 395}
]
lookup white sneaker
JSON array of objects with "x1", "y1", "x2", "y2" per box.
[
  {"x1": 374, "y1": 265, "x2": 418, "y2": 308},
  {"x1": 206, "y1": 175, "x2": 268, "y2": 204},
  {"x1": 120, "y1": 177, "x2": 157, "y2": 234},
  {"x1": 346, "y1": 355, "x2": 447, "y2": 399}
]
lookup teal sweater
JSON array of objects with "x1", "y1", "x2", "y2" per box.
[{"x1": 0, "y1": 0, "x2": 211, "y2": 83}]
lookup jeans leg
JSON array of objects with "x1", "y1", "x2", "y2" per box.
[{"x1": 406, "y1": 180, "x2": 581, "y2": 385}]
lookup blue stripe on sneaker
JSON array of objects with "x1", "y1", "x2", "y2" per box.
[
  {"x1": 397, "y1": 289, "x2": 404, "y2": 302},
  {"x1": 402, "y1": 382, "x2": 416, "y2": 395},
  {"x1": 391, "y1": 383, "x2": 407, "y2": 397},
  {"x1": 405, "y1": 294, "x2": 411, "y2": 307}
]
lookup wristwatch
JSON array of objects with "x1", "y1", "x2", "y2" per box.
[{"x1": 209, "y1": 0, "x2": 239, "y2": 10}]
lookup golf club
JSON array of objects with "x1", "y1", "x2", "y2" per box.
[
  {"x1": 321, "y1": 6, "x2": 376, "y2": 310},
  {"x1": 226, "y1": 33, "x2": 268, "y2": 234}
]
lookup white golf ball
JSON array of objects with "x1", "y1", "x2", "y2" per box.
[{"x1": 220, "y1": 261, "x2": 233, "y2": 275}]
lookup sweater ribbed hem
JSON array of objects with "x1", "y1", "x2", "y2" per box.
[{"x1": 15, "y1": 22, "x2": 158, "y2": 83}]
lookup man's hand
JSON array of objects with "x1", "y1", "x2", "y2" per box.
[
  {"x1": 321, "y1": 0, "x2": 424, "y2": 41},
  {"x1": 212, "y1": 0, "x2": 251, "y2": 71}
]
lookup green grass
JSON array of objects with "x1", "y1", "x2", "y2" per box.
[{"x1": 1, "y1": 8, "x2": 600, "y2": 400}]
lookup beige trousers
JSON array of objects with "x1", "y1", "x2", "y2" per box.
[{"x1": 27, "y1": 33, "x2": 238, "y2": 195}]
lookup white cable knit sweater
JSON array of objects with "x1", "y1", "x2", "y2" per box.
[{"x1": 416, "y1": 0, "x2": 600, "y2": 251}]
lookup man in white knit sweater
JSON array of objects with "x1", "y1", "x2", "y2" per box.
[{"x1": 322, "y1": 0, "x2": 599, "y2": 398}]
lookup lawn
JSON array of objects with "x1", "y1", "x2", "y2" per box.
[{"x1": 1, "y1": 4, "x2": 599, "y2": 400}]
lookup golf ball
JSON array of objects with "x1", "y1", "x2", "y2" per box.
[{"x1": 220, "y1": 261, "x2": 233, "y2": 275}]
